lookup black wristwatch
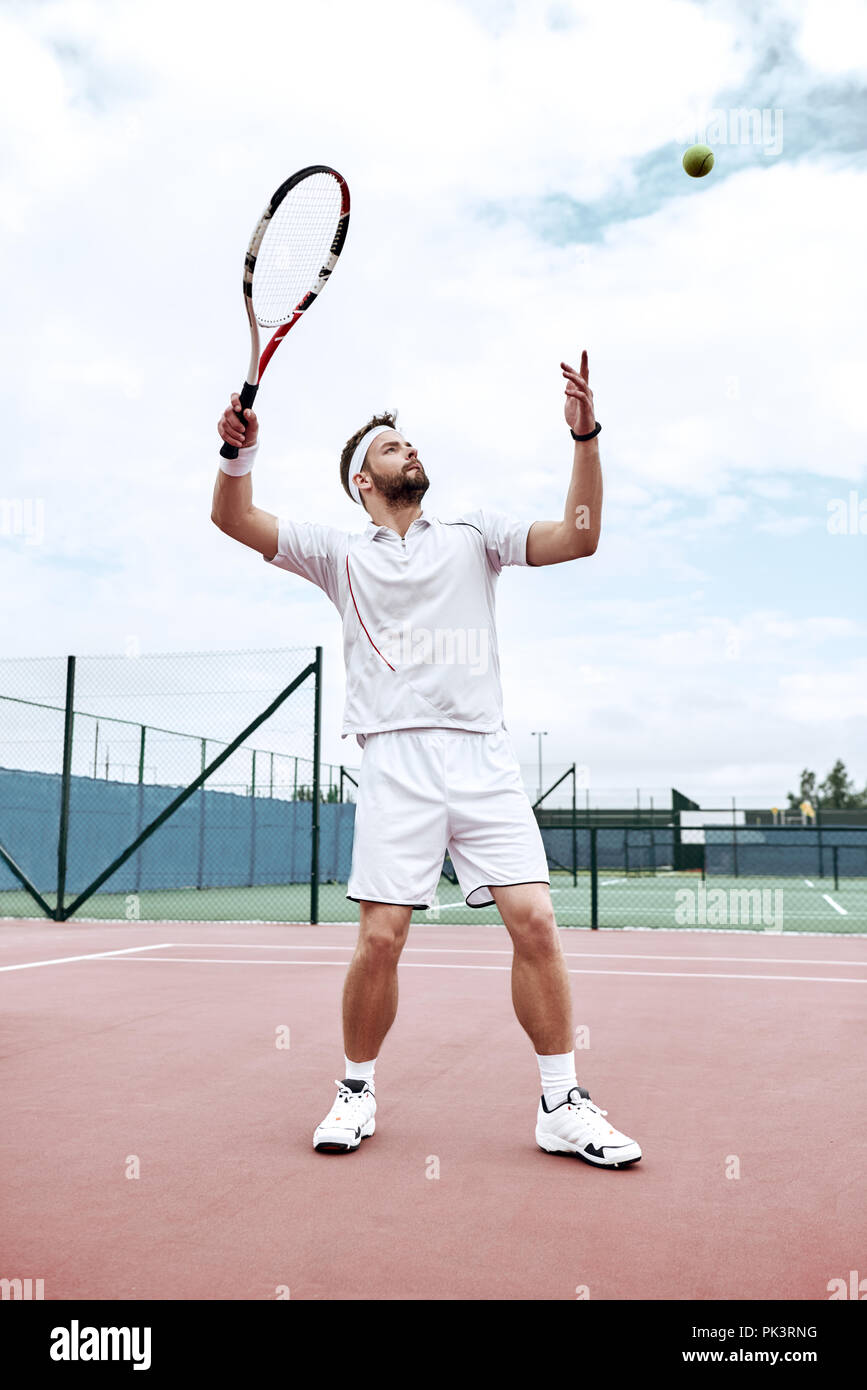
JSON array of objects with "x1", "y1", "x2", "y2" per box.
[{"x1": 570, "y1": 422, "x2": 602, "y2": 441}]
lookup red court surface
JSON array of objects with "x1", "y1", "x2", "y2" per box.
[{"x1": 1, "y1": 919, "x2": 865, "y2": 1301}]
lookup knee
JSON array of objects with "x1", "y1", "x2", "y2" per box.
[
  {"x1": 357, "y1": 926, "x2": 406, "y2": 965},
  {"x1": 513, "y1": 906, "x2": 559, "y2": 957}
]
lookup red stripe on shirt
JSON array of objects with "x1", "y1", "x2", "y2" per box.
[{"x1": 345, "y1": 555, "x2": 396, "y2": 671}]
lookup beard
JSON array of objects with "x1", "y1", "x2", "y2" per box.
[{"x1": 364, "y1": 461, "x2": 430, "y2": 507}]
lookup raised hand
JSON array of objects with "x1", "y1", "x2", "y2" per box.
[{"x1": 561, "y1": 351, "x2": 595, "y2": 437}]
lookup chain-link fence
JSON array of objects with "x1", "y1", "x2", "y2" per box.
[
  {"x1": 0, "y1": 649, "x2": 329, "y2": 922},
  {"x1": 525, "y1": 769, "x2": 866, "y2": 933},
  {"x1": 1, "y1": 659, "x2": 864, "y2": 932}
]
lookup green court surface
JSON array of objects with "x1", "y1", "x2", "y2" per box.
[
  {"x1": 2, "y1": 869, "x2": 865, "y2": 932},
  {"x1": 590, "y1": 871, "x2": 866, "y2": 932}
]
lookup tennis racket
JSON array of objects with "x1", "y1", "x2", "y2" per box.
[{"x1": 220, "y1": 165, "x2": 351, "y2": 459}]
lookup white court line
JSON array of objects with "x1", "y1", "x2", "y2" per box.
[
  {"x1": 58, "y1": 916, "x2": 867, "y2": 939},
  {"x1": 167, "y1": 942, "x2": 867, "y2": 967},
  {"x1": 805, "y1": 879, "x2": 815, "y2": 888},
  {"x1": 0, "y1": 943, "x2": 173, "y2": 973},
  {"x1": 823, "y1": 894, "x2": 848, "y2": 916},
  {"x1": 617, "y1": 926, "x2": 865, "y2": 938},
  {"x1": 112, "y1": 956, "x2": 866, "y2": 984}
]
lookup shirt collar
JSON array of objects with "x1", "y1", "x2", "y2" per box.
[{"x1": 363, "y1": 513, "x2": 432, "y2": 542}]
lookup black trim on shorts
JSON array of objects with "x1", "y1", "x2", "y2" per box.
[
  {"x1": 346, "y1": 894, "x2": 430, "y2": 911},
  {"x1": 465, "y1": 880, "x2": 550, "y2": 907}
]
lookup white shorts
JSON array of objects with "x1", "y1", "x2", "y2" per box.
[{"x1": 346, "y1": 727, "x2": 550, "y2": 910}]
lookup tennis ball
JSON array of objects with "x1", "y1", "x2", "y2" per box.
[{"x1": 682, "y1": 144, "x2": 714, "y2": 178}]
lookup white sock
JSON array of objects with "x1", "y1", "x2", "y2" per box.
[
  {"x1": 344, "y1": 1056, "x2": 376, "y2": 1090},
  {"x1": 536, "y1": 1050, "x2": 578, "y2": 1109}
]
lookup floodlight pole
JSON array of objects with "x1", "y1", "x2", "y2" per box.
[{"x1": 531, "y1": 731, "x2": 548, "y2": 803}]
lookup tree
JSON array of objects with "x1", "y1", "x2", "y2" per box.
[
  {"x1": 819, "y1": 759, "x2": 860, "y2": 810},
  {"x1": 786, "y1": 768, "x2": 817, "y2": 811},
  {"x1": 788, "y1": 761, "x2": 867, "y2": 811},
  {"x1": 294, "y1": 783, "x2": 342, "y2": 803}
]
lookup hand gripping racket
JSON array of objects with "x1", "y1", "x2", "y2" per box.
[{"x1": 220, "y1": 165, "x2": 351, "y2": 459}]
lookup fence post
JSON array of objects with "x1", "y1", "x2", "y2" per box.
[
  {"x1": 196, "y1": 738, "x2": 207, "y2": 889},
  {"x1": 731, "y1": 796, "x2": 739, "y2": 879},
  {"x1": 249, "y1": 750, "x2": 258, "y2": 888},
  {"x1": 571, "y1": 763, "x2": 577, "y2": 887},
  {"x1": 135, "y1": 725, "x2": 147, "y2": 893},
  {"x1": 833, "y1": 845, "x2": 838, "y2": 892},
  {"x1": 590, "y1": 826, "x2": 598, "y2": 929},
  {"x1": 55, "y1": 655, "x2": 76, "y2": 921},
  {"x1": 310, "y1": 647, "x2": 322, "y2": 925},
  {"x1": 816, "y1": 803, "x2": 824, "y2": 878}
]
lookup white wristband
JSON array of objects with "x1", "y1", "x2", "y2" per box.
[{"x1": 219, "y1": 441, "x2": 258, "y2": 477}]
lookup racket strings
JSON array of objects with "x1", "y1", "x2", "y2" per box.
[{"x1": 252, "y1": 172, "x2": 344, "y2": 326}]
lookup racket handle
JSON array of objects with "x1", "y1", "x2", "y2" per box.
[{"x1": 219, "y1": 381, "x2": 260, "y2": 459}]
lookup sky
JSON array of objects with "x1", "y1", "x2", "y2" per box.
[{"x1": 0, "y1": 0, "x2": 865, "y2": 808}]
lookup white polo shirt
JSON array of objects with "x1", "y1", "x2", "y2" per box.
[{"x1": 265, "y1": 503, "x2": 532, "y2": 740}]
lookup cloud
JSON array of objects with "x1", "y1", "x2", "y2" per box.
[
  {"x1": 0, "y1": 0, "x2": 863, "y2": 797},
  {"x1": 796, "y1": 0, "x2": 867, "y2": 75},
  {"x1": 778, "y1": 667, "x2": 867, "y2": 722}
]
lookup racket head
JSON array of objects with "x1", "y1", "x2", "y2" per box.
[{"x1": 245, "y1": 165, "x2": 350, "y2": 329}]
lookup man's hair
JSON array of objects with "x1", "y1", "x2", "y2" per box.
[{"x1": 339, "y1": 411, "x2": 398, "y2": 512}]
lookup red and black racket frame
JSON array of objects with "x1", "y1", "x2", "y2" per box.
[{"x1": 220, "y1": 165, "x2": 351, "y2": 459}]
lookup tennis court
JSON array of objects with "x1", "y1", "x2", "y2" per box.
[
  {"x1": 2, "y1": 914, "x2": 865, "y2": 1302},
  {"x1": 2, "y1": 656, "x2": 865, "y2": 1305}
]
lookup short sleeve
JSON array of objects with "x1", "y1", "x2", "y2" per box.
[
  {"x1": 457, "y1": 509, "x2": 532, "y2": 573},
  {"x1": 265, "y1": 519, "x2": 346, "y2": 606}
]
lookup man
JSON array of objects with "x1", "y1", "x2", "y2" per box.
[{"x1": 212, "y1": 351, "x2": 641, "y2": 1169}]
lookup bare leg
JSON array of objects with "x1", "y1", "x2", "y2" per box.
[
  {"x1": 343, "y1": 902, "x2": 413, "y2": 1062},
  {"x1": 490, "y1": 883, "x2": 573, "y2": 1054}
]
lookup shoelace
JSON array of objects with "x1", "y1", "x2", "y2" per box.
[
  {"x1": 332, "y1": 1081, "x2": 369, "y2": 1114},
  {"x1": 567, "y1": 1091, "x2": 615, "y2": 1138}
]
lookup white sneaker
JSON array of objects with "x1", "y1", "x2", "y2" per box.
[
  {"x1": 313, "y1": 1080, "x2": 376, "y2": 1153},
  {"x1": 536, "y1": 1085, "x2": 641, "y2": 1168}
]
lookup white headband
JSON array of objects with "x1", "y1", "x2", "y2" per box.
[{"x1": 347, "y1": 425, "x2": 393, "y2": 505}]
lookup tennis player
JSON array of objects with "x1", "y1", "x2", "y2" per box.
[{"x1": 212, "y1": 351, "x2": 641, "y2": 1169}]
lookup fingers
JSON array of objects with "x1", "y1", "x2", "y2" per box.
[
  {"x1": 218, "y1": 412, "x2": 246, "y2": 448},
  {"x1": 562, "y1": 351, "x2": 596, "y2": 433},
  {"x1": 561, "y1": 359, "x2": 593, "y2": 407},
  {"x1": 217, "y1": 395, "x2": 258, "y2": 448},
  {"x1": 561, "y1": 353, "x2": 590, "y2": 384},
  {"x1": 563, "y1": 376, "x2": 592, "y2": 399}
]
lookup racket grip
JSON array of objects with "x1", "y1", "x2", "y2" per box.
[{"x1": 219, "y1": 381, "x2": 260, "y2": 459}]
